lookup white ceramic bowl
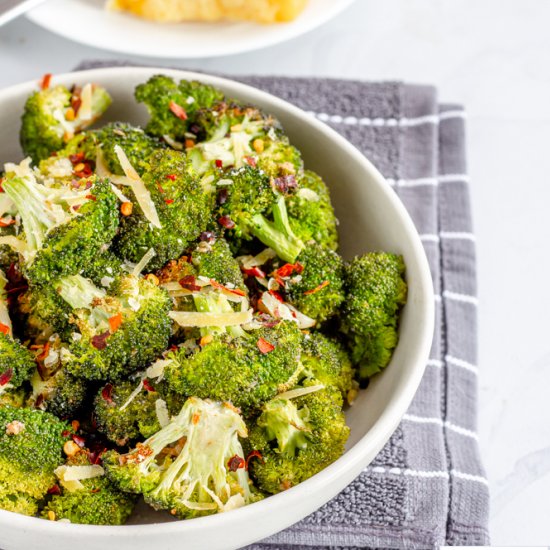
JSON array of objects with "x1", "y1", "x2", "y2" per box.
[{"x1": 0, "y1": 68, "x2": 434, "y2": 550}]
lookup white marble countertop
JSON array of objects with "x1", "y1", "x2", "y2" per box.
[{"x1": 0, "y1": 0, "x2": 548, "y2": 545}]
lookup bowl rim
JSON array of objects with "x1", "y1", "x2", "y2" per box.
[{"x1": 0, "y1": 67, "x2": 435, "y2": 539}]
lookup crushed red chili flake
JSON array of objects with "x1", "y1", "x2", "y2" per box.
[
  {"x1": 157, "y1": 184, "x2": 165, "y2": 194},
  {"x1": 268, "y1": 290, "x2": 284, "y2": 303},
  {"x1": 62, "y1": 430, "x2": 71, "y2": 438},
  {"x1": 179, "y1": 275, "x2": 201, "y2": 292},
  {"x1": 275, "y1": 263, "x2": 304, "y2": 278},
  {"x1": 199, "y1": 230, "x2": 215, "y2": 243},
  {"x1": 72, "y1": 434, "x2": 86, "y2": 448},
  {"x1": 0, "y1": 219, "x2": 15, "y2": 227},
  {"x1": 0, "y1": 178, "x2": 4, "y2": 193},
  {"x1": 88, "y1": 448, "x2": 106, "y2": 465},
  {"x1": 108, "y1": 313, "x2": 123, "y2": 333},
  {"x1": 72, "y1": 205, "x2": 80, "y2": 212},
  {"x1": 91, "y1": 331, "x2": 110, "y2": 350},
  {"x1": 218, "y1": 215, "x2": 235, "y2": 229},
  {"x1": 164, "y1": 199, "x2": 175, "y2": 205},
  {"x1": 165, "y1": 174, "x2": 177, "y2": 181},
  {"x1": 101, "y1": 383, "x2": 114, "y2": 405},
  {"x1": 47, "y1": 484, "x2": 61, "y2": 495},
  {"x1": 142, "y1": 379, "x2": 155, "y2": 392},
  {"x1": 304, "y1": 280, "x2": 330, "y2": 295},
  {"x1": 69, "y1": 152, "x2": 85, "y2": 164},
  {"x1": 0, "y1": 323, "x2": 10, "y2": 335},
  {"x1": 245, "y1": 450, "x2": 264, "y2": 469},
  {"x1": 257, "y1": 337, "x2": 275, "y2": 354},
  {"x1": 242, "y1": 266, "x2": 266, "y2": 279},
  {"x1": 169, "y1": 101, "x2": 188, "y2": 121},
  {"x1": 85, "y1": 194, "x2": 97, "y2": 201},
  {"x1": 40, "y1": 73, "x2": 52, "y2": 90},
  {"x1": 215, "y1": 159, "x2": 223, "y2": 168},
  {"x1": 37, "y1": 341, "x2": 50, "y2": 362},
  {"x1": 90, "y1": 488, "x2": 101, "y2": 494},
  {"x1": 227, "y1": 455, "x2": 245, "y2": 472},
  {"x1": 244, "y1": 156, "x2": 257, "y2": 168},
  {"x1": 273, "y1": 174, "x2": 297, "y2": 194},
  {"x1": 217, "y1": 188, "x2": 229, "y2": 205},
  {"x1": 0, "y1": 369, "x2": 13, "y2": 386},
  {"x1": 74, "y1": 164, "x2": 93, "y2": 178},
  {"x1": 209, "y1": 279, "x2": 246, "y2": 296}
]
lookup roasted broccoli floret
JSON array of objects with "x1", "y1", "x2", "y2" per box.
[
  {"x1": 284, "y1": 243, "x2": 345, "y2": 323},
  {"x1": 217, "y1": 166, "x2": 304, "y2": 263},
  {"x1": 26, "y1": 336, "x2": 87, "y2": 418},
  {"x1": 340, "y1": 252, "x2": 407, "y2": 380},
  {"x1": 0, "y1": 169, "x2": 119, "y2": 285},
  {"x1": 41, "y1": 451, "x2": 135, "y2": 525},
  {"x1": 0, "y1": 406, "x2": 70, "y2": 514},
  {"x1": 94, "y1": 363, "x2": 184, "y2": 446},
  {"x1": 0, "y1": 270, "x2": 36, "y2": 392},
  {"x1": 20, "y1": 82, "x2": 111, "y2": 163},
  {"x1": 190, "y1": 102, "x2": 302, "y2": 178},
  {"x1": 287, "y1": 170, "x2": 339, "y2": 251},
  {"x1": 301, "y1": 332, "x2": 357, "y2": 403},
  {"x1": 248, "y1": 382, "x2": 349, "y2": 493},
  {"x1": 113, "y1": 149, "x2": 213, "y2": 270},
  {"x1": 104, "y1": 397, "x2": 261, "y2": 518},
  {"x1": 56, "y1": 273, "x2": 172, "y2": 381},
  {"x1": 164, "y1": 321, "x2": 302, "y2": 414},
  {"x1": 135, "y1": 75, "x2": 224, "y2": 141}
]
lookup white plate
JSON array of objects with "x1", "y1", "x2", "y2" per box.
[{"x1": 26, "y1": 0, "x2": 357, "y2": 58}]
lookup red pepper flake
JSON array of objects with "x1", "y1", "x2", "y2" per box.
[
  {"x1": 85, "y1": 194, "x2": 97, "y2": 201},
  {"x1": 273, "y1": 174, "x2": 297, "y2": 194},
  {"x1": 164, "y1": 199, "x2": 175, "y2": 205},
  {"x1": 108, "y1": 313, "x2": 123, "y2": 333},
  {"x1": 218, "y1": 215, "x2": 235, "y2": 229},
  {"x1": 227, "y1": 455, "x2": 245, "y2": 472},
  {"x1": 90, "y1": 488, "x2": 101, "y2": 494},
  {"x1": 245, "y1": 450, "x2": 264, "y2": 469},
  {"x1": 87, "y1": 448, "x2": 106, "y2": 465},
  {"x1": 142, "y1": 379, "x2": 154, "y2": 392},
  {"x1": 47, "y1": 484, "x2": 61, "y2": 495},
  {"x1": 72, "y1": 434, "x2": 86, "y2": 448},
  {"x1": 209, "y1": 279, "x2": 246, "y2": 297},
  {"x1": 242, "y1": 267, "x2": 266, "y2": 279},
  {"x1": 37, "y1": 341, "x2": 50, "y2": 362},
  {"x1": 74, "y1": 164, "x2": 93, "y2": 178},
  {"x1": 62, "y1": 430, "x2": 71, "y2": 438},
  {"x1": 0, "y1": 218, "x2": 15, "y2": 227},
  {"x1": 165, "y1": 174, "x2": 177, "y2": 181},
  {"x1": 275, "y1": 263, "x2": 304, "y2": 278},
  {"x1": 91, "y1": 331, "x2": 110, "y2": 350},
  {"x1": 0, "y1": 323, "x2": 10, "y2": 335},
  {"x1": 192, "y1": 413, "x2": 201, "y2": 425},
  {"x1": 69, "y1": 152, "x2": 85, "y2": 164},
  {"x1": 0, "y1": 369, "x2": 13, "y2": 386},
  {"x1": 0, "y1": 178, "x2": 4, "y2": 193},
  {"x1": 101, "y1": 383, "x2": 114, "y2": 405},
  {"x1": 268, "y1": 290, "x2": 284, "y2": 303},
  {"x1": 179, "y1": 275, "x2": 201, "y2": 292},
  {"x1": 244, "y1": 156, "x2": 257, "y2": 168},
  {"x1": 215, "y1": 159, "x2": 223, "y2": 168},
  {"x1": 304, "y1": 280, "x2": 330, "y2": 295},
  {"x1": 40, "y1": 73, "x2": 52, "y2": 90},
  {"x1": 169, "y1": 100, "x2": 188, "y2": 121},
  {"x1": 257, "y1": 337, "x2": 275, "y2": 354}
]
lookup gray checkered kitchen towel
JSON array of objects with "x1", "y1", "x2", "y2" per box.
[{"x1": 77, "y1": 62, "x2": 490, "y2": 549}]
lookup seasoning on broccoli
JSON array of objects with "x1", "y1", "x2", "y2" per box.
[
  {"x1": 20, "y1": 82, "x2": 111, "y2": 163},
  {"x1": 340, "y1": 252, "x2": 408, "y2": 380},
  {"x1": 248, "y1": 382, "x2": 349, "y2": 494},
  {"x1": 103, "y1": 397, "x2": 262, "y2": 518}
]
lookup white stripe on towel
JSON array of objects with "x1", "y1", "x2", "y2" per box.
[
  {"x1": 367, "y1": 466, "x2": 487, "y2": 485},
  {"x1": 385, "y1": 174, "x2": 469, "y2": 188},
  {"x1": 445, "y1": 355, "x2": 479, "y2": 375},
  {"x1": 402, "y1": 414, "x2": 479, "y2": 441},
  {"x1": 443, "y1": 290, "x2": 479, "y2": 306}
]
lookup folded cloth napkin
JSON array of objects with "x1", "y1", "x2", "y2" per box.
[{"x1": 77, "y1": 61, "x2": 490, "y2": 548}]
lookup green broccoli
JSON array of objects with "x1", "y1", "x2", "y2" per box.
[
  {"x1": 248, "y1": 382, "x2": 349, "y2": 494},
  {"x1": 135, "y1": 75, "x2": 224, "y2": 141},
  {"x1": 104, "y1": 397, "x2": 261, "y2": 518},
  {"x1": 56, "y1": 273, "x2": 172, "y2": 381},
  {"x1": 0, "y1": 270, "x2": 36, "y2": 392},
  {"x1": 164, "y1": 321, "x2": 303, "y2": 415},
  {"x1": 287, "y1": 170, "x2": 339, "y2": 251},
  {"x1": 94, "y1": 364, "x2": 184, "y2": 446},
  {"x1": 0, "y1": 171, "x2": 119, "y2": 285},
  {"x1": 301, "y1": 332, "x2": 357, "y2": 404},
  {"x1": 0, "y1": 406, "x2": 70, "y2": 514},
  {"x1": 113, "y1": 149, "x2": 213, "y2": 271},
  {"x1": 340, "y1": 252, "x2": 407, "y2": 380},
  {"x1": 217, "y1": 165, "x2": 304, "y2": 263},
  {"x1": 20, "y1": 82, "x2": 111, "y2": 163},
  {"x1": 41, "y1": 451, "x2": 135, "y2": 525},
  {"x1": 284, "y1": 243, "x2": 345, "y2": 324}
]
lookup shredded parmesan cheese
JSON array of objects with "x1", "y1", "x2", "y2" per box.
[
  {"x1": 296, "y1": 188, "x2": 320, "y2": 202},
  {"x1": 276, "y1": 384, "x2": 325, "y2": 401},
  {"x1": 169, "y1": 309, "x2": 253, "y2": 328},
  {"x1": 132, "y1": 247, "x2": 156, "y2": 277},
  {"x1": 78, "y1": 83, "x2": 93, "y2": 121},
  {"x1": 54, "y1": 464, "x2": 104, "y2": 492},
  {"x1": 155, "y1": 399, "x2": 170, "y2": 428}
]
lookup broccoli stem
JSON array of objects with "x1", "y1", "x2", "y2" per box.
[
  {"x1": 248, "y1": 196, "x2": 304, "y2": 264},
  {"x1": 57, "y1": 275, "x2": 106, "y2": 310},
  {"x1": 193, "y1": 293, "x2": 245, "y2": 339}
]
